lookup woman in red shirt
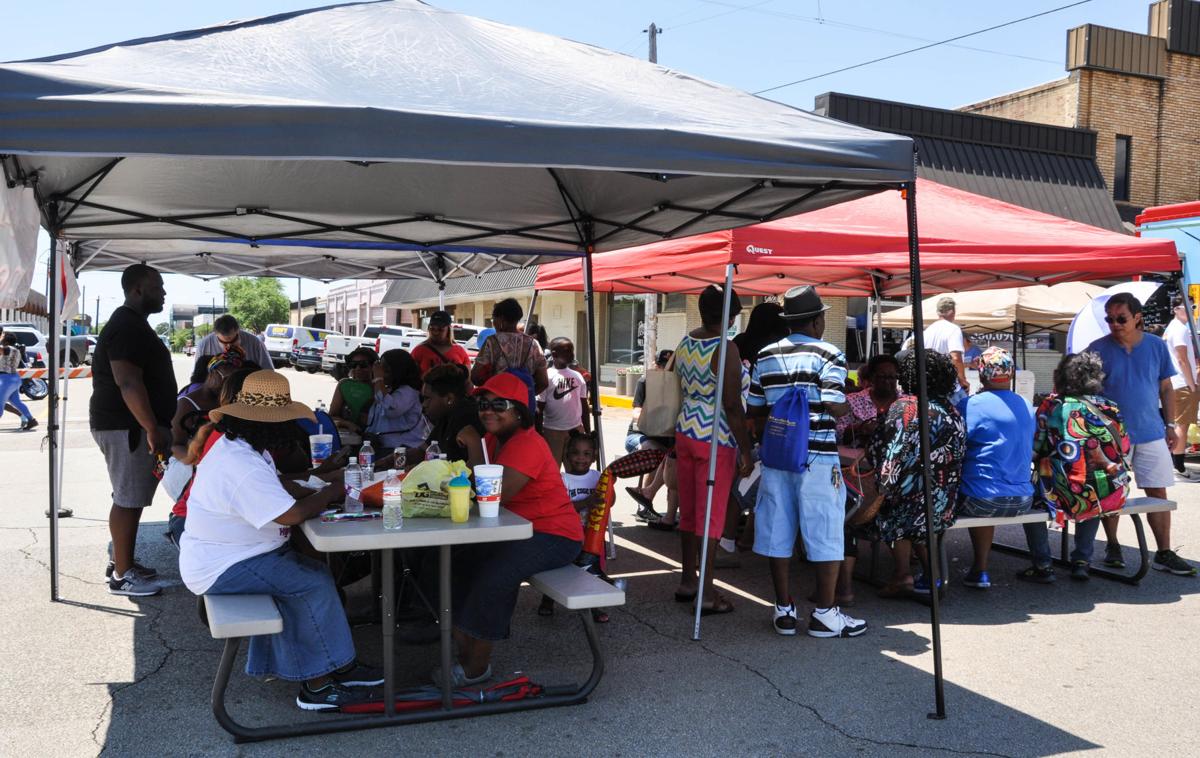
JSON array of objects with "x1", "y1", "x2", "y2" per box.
[{"x1": 444, "y1": 372, "x2": 582, "y2": 688}]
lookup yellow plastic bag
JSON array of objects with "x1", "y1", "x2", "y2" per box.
[{"x1": 401, "y1": 459, "x2": 471, "y2": 518}]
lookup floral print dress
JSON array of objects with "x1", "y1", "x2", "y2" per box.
[{"x1": 867, "y1": 395, "x2": 966, "y2": 543}]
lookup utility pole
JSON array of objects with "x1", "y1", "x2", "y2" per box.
[
  {"x1": 296, "y1": 277, "x2": 302, "y2": 326},
  {"x1": 641, "y1": 22, "x2": 663, "y2": 374},
  {"x1": 94, "y1": 296, "x2": 100, "y2": 334}
]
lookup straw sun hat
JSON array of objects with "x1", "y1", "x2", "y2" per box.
[{"x1": 208, "y1": 370, "x2": 316, "y2": 424}]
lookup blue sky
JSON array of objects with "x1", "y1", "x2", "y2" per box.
[{"x1": 9, "y1": 0, "x2": 1146, "y2": 326}]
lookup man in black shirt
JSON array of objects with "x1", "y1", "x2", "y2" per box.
[{"x1": 91, "y1": 264, "x2": 176, "y2": 597}]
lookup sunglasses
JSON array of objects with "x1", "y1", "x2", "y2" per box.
[
  {"x1": 477, "y1": 398, "x2": 519, "y2": 413},
  {"x1": 1104, "y1": 315, "x2": 1132, "y2": 325},
  {"x1": 347, "y1": 361, "x2": 374, "y2": 369}
]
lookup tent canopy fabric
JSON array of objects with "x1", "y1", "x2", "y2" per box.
[
  {"x1": 0, "y1": 0, "x2": 914, "y2": 280},
  {"x1": 878, "y1": 282, "x2": 1106, "y2": 332},
  {"x1": 535, "y1": 180, "x2": 1181, "y2": 298}
]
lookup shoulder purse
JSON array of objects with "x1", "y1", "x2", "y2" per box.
[{"x1": 636, "y1": 354, "x2": 681, "y2": 438}]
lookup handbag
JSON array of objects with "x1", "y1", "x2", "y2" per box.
[
  {"x1": 842, "y1": 453, "x2": 884, "y2": 526},
  {"x1": 636, "y1": 357, "x2": 681, "y2": 438},
  {"x1": 160, "y1": 458, "x2": 194, "y2": 502}
]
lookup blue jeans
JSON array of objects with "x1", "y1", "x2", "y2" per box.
[
  {"x1": 959, "y1": 493, "x2": 1053, "y2": 568},
  {"x1": 0, "y1": 374, "x2": 31, "y2": 421},
  {"x1": 1024, "y1": 518, "x2": 1102, "y2": 566},
  {"x1": 205, "y1": 545, "x2": 355, "y2": 682}
]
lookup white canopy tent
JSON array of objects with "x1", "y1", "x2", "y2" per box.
[
  {"x1": 1, "y1": 0, "x2": 967, "y2": 723},
  {"x1": 880, "y1": 282, "x2": 1106, "y2": 332}
]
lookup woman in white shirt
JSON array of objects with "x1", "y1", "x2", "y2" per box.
[{"x1": 179, "y1": 370, "x2": 381, "y2": 712}]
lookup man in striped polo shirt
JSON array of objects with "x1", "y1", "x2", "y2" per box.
[{"x1": 748, "y1": 286, "x2": 867, "y2": 639}]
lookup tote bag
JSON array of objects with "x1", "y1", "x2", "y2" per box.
[{"x1": 636, "y1": 365, "x2": 681, "y2": 438}]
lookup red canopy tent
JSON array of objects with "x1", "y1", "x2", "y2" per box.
[{"x1": 537, "y1": 180, "x2": 1180, "y2": 297}]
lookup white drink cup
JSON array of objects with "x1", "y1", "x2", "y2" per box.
[{"x1": 473, "y1": 464, "x2": 504, "y2": 518}]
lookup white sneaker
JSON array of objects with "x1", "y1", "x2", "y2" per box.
[
  {"x1": 807, "y1": 606, "x2": 867, "y2": 638},
  {"x1": 1175, "y1": 469, "x2": 1199, "y2": 482},
  {"x1": 772, "y1": 603, "x2": 798, "y2": 636}
]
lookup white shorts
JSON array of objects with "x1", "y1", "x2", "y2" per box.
[{"x1": 1131, "y1": 438, "x2": 1174, "y2": 490}]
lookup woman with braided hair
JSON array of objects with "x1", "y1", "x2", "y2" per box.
[{"x1": 868, "y1": 349, "x2": 966, "y2": 597}]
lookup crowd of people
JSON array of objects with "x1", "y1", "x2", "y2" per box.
[
  {"x1": 89, "y1": 264, "x2": 600, "y2": 710},
  {"x1": 620, "y1": 286, "x2": 1196, "y2": 641},
  {"x1": 86, "y1": 262, "x2": 1198, "y2": 710}
]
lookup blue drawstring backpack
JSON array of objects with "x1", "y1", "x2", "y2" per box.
[{"x1": 760, "y1": 386, "x2": 810, "y2": 472}]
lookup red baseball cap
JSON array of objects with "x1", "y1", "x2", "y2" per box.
[{"x1": 472, "y1": 372, "x2": 531, "y2": 408}]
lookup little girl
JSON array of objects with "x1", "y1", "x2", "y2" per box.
[{"x1": 539, "y1": 432, "x2": 608, "y2": 622}]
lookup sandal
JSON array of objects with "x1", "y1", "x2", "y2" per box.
[
  {"x1": 626, "y1": 487, "x2": 661, "y2": 520},
  {"x1": 647, "y1": 518, "x2": 678, "y2": 532},
  {"x1": 696, "y1": 594, "x2": 735, "y2": 616},
  {"x1": 877, "y1": 580, "x2": 913, "y2": 599}
]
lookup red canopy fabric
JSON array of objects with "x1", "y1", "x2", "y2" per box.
[{"x1": 536, "y1": 180, "x2": 1180, "y2": 297}]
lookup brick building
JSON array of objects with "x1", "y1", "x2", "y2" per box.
[{"x1": 961, "y1": 0, "x2": 1200, "y2": 222}]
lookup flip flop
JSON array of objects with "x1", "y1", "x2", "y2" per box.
[
  {"x1": 626, "y1": 487, "x2": 661, "y2": 519},
  {"x1": 647, "y1": 519, "x2": 678, "y2": 532},
  {"x1": 696, "y1": 596, "x2": 735, "y2": 616}
]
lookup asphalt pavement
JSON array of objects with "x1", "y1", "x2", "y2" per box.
[{"x1": 3, "y1": 356, "x2": 1198, "y2": 756}]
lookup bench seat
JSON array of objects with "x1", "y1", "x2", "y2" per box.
[
  {"x1": 203, "y1": 594, "x2": 282, "y2": 639},
  {"x1": 529, "y1": 565, "x2": 625, "y2": 610}
]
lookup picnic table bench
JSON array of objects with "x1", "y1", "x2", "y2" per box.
[
  {"x1": 860, "y1": 496, "x2": 1177, "y2": 592},
  {"x1": 202, "y1": 563, "x2": 623, "y2": 743}
]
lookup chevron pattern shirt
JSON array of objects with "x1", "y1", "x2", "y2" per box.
[
  {"x1": 674, "y1": 334, "x2": 748, "y2": 448},
  {"x1": 748, "y1": 334, "x2": 847, "y2": 463}
]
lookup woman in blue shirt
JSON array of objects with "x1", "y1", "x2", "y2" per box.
[
  {"x1": 366, "y1": 349, "x2": 429, "y2": 453},
  {"x1": 955, "y1": 347, "x2": 1046, "y2": 588}
]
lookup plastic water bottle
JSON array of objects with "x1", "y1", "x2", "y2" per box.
[
  {"x1": 425, "y1": 441, "x2": 441, "y2": 462},
  {"x1": 344, "y1": 460, "x2": 363, "y2": 514},
  {"x1": 358, "y1": 439, "x2": 375, "y2": 482},
  {"x1": 316, "y1": 399, "x2": 328, "y2": 415},
  {"x1": 382, "y1": 469, "x2": 403, "y2": 530}
]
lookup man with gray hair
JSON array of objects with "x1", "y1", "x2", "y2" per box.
[{"x1": 922, "y1": 296, "x2": 970, "y2": 394}]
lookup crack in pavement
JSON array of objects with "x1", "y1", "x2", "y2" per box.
[
  {"x1": 92, "y1": 599, "x2": 175, "y2": 756},
  {"x1": 16, "y1": 527, "x2": 105, "y2": 586},
  {"x1": 616, "y1": 604, "x2": 1015, "y2": 758}
]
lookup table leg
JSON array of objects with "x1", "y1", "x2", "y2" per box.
[
  {"x1": 382, "y1": 548, "x2": 395, "y2": 717},
  {"x1": 440, "y1": 544, "x2": 452, "y2": 709}
]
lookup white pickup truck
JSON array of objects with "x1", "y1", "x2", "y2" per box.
[{"x1": 322, "y1": 324, "x2": 426, "y2": 378}]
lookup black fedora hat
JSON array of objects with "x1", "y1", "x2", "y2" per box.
[{"x1": 781, "y1": 285, "x2": 830, "y2": 321}]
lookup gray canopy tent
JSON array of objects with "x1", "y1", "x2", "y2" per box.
[{"x1": 0, "y1": 0, "x2": 953, "y2": 725}]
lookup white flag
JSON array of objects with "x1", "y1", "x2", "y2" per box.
[
  {"x1": 57, "y1": 244, "x2": 80, "y2": 321},
  {"x1": 0, "y1": 183, "x2": 39, "y2": 308}
]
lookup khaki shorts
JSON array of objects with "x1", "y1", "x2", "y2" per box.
[{"x1": 1173, "y1": 386, "x2": 1200, "y2": 431}]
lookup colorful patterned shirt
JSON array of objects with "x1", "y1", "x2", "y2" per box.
[
  {"x1": 674, "y1": 335, "x2": 747, "y2": 448},
  {"x1": 748, "y1": 334, "x2": 846, "y2": 463},
  {"x1": 1034, "y1": 393, "x2": 1130, "y2": 523}
]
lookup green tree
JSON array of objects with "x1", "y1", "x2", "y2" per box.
[
  {"x1": 154, "y1": 322, "x2": 170, "y2": 336},
  {"x1": 221, "y1": 277, "x2": 289, "y2": 332}
]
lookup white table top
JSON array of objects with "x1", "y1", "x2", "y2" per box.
[{"x1": 300, "y1": 508, "x2": 532, "y2": 553}]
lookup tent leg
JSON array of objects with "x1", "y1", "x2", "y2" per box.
[
  {"x1": 1179, "y1": 280, "x2": 1200, "y2": 382},
  {"x1": 904, "y1": 181, "x2": 946, "y2": 719},
  {"x1": 46, "y1": 234, "x2": 62, "y2": 603},
  {"x1": 581, "y1": 232, "x2": 613, "y2": 559},
  {"x1": 692, "y1": 263, "x2": 735, "y2": 641}
]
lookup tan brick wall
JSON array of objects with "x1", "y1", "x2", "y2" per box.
[
  {"x1": 824, "y1": 296, "x2": 848, "y2": 352},
  {"x1": 1157, "y1": 52, "x2": 1200, "y2": 204},
  {"x1": 1076, "y1": 68, "x2": 1164, "y2": 208},
  {"x1": 960, "y1": 76, "x2": 1079, "y2": 127}
]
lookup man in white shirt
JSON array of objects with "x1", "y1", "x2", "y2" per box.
[
  {"x1": 196, "y1": 314, "x2": 274, "y2": 370},
  {"x1": 923, "y1": 296, "x2": 969, "y2": 394},
  {"x1": 1164, "y1": 304, "x2": 1200, "y2": 479}
]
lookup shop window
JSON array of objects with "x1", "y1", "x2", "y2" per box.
[
  {"x1": 1114, "y1": 135, "x2": 1131, "y2": 202},
  {"x1": 659, "y1": 293, "x2": 686, "y2": 312},
  {"x1": 606, "y1": 294, "x2": 646, "y2": 364}
]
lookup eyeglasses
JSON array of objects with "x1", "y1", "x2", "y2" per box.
[
  {"x1": 1104, "y1": 315, "x2": 1131, "y2": 325},
  {"x1": 217, "y1": 333, "x2": 238, "y2": 345},
  {"x1": 477, "y1": 398, "x2": 519, "y2": 413},
  {"x1": 347, "y1": 361, "x2": 374, "y2": 369}
]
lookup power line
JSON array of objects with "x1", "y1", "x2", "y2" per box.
[
  {"x1": 668, "y1": 0, "x2": 777, "y2": 32},
  {"x1": 753, "y1": 0, "x2": 1093, "y2": 95},
  {"x1": 695, "y1": 0, "x2": 1059, "y2": 65}
]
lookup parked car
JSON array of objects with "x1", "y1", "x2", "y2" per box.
[
  {"x1": 291, "y1": 340, "x2": 325, "y2": 373},
  {"x1": 0, "y1": 324, "x2": 90, "y2": 366},
  {"x1": 263, "y1": 323, "x2": 339, "y2": 367},
  {"x1": 373, "y1": 326, "x2": 428, "y2": 358},
  {"x1": 323, "y1": 324, "x2": 423, "y2": 378}
]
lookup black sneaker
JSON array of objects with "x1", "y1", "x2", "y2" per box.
[
  {"x1": 1069, "y1": 561, "x2": 1090, "y2": 581},
  {"x1": 105, "y1": 561, "x2": 158, "y2": 581},
  {"x1": 1016, "y1": 566, "x2": 1056, "y2": 584},
  {"x1": 1102, "y1": 545, "x2": 1125, "y2": 569},
  {"x1": 1153, "y1": 550, "x2": 1198, "y2": 576},
  {"x1": 333, "y1": 661, "x2": 385, "y2": 687},
  {"x1": 296, "y1": 681, "x2": 374, "y2": 711}
]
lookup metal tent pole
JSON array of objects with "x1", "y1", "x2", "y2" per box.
[
  {"x1": 581, "y1": 227, "x2": 613, "y2": 558},
  {"x1": 905, "y1": 180, "x2": 947, "y2": 719},
  {"x1": 692, "y1": 263, "x2": 735, "y2": 641},
  {"x1": 46, "y1": 234, "x2": 62, "y2": 602}
]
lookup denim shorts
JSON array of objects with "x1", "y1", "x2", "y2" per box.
[
  {"x1": 956, "y1": 494, "x2": 1033, "y2": 519},
  {"x1": 452, "y1": 532, "x2": 581, "y2": 641},
  {"x1": 753, "y1": 461, "x2": 845, "y2": 562},
  {"x1": 205, "y1": 545, "x2": 356, "y2": 681}
]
